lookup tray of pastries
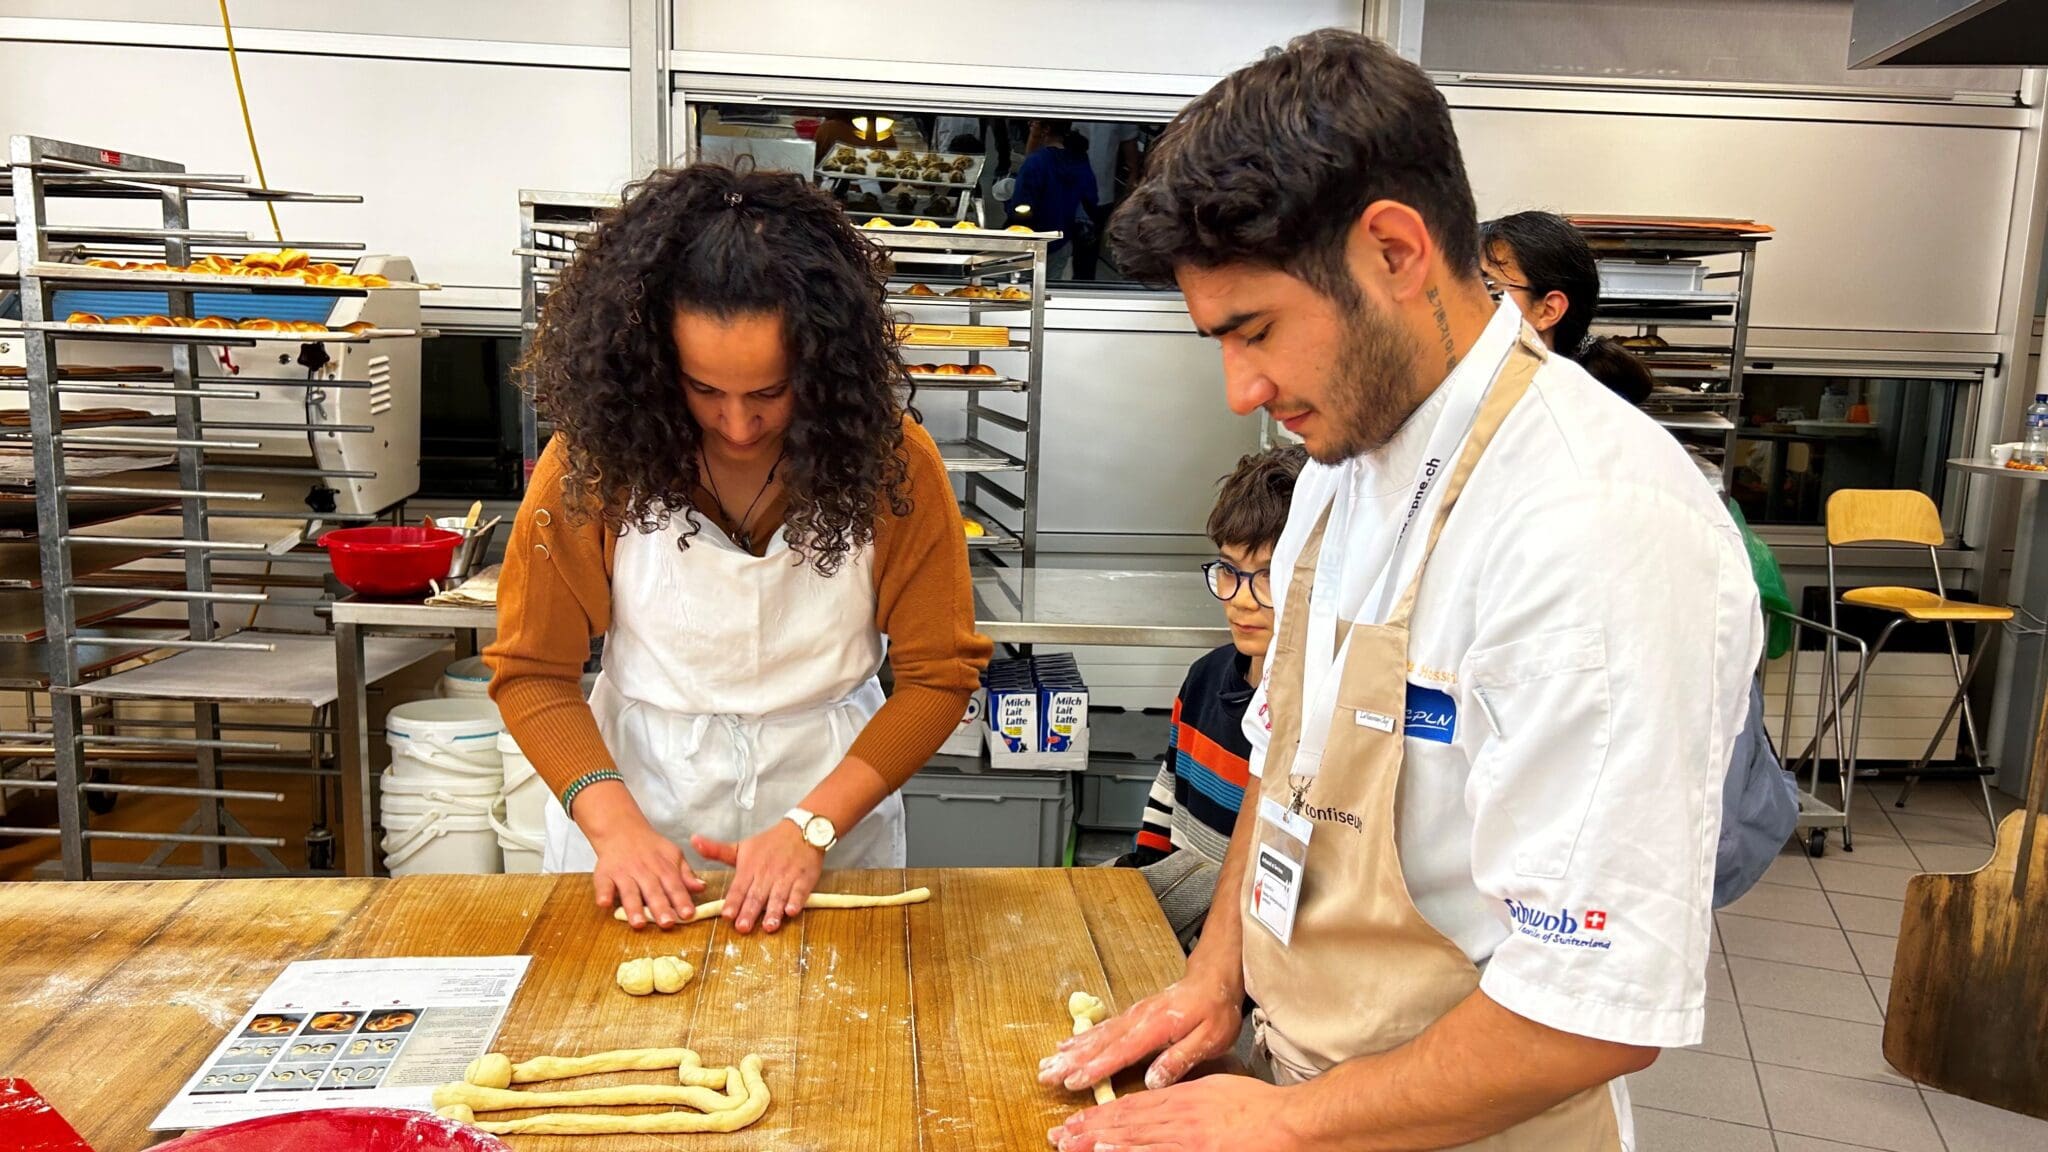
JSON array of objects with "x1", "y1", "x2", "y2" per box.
[
  {"x1": 822, "y1": 146, "x2": 983, "y2": 189},
  {"x1": 34, "y1": 250, "x2": 432, "y2": 290},
  {"x1": 897, "y1": 282, "x2": 1031, "y2": 301},
  {"x1": 41, "y1": 312, "x2": 397, "y2": 342},
  {"x1": 896, "y1": 323, "x2": 1012, "y2": 348}
]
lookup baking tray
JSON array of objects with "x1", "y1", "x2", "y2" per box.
[
  {"x1": 27, "y1": 262, "x2": 436, "y2": 293},
  {"x1": 19, "y1": 321, "x2": 418, "y2": 343},
  {"x1": 903, "y1": 370, "x2": 1026, "y2": 391},
  {"x1": 0, "y1": 493, "x2": 179, "y2": 539}
]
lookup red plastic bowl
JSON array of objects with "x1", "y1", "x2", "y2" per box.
[
  {"x1": 320, "y1": 526, "x2": 462, "y2": 598},
  {"x1": 153, "y1": 1108, "x2": 507, "y2": 1152}
]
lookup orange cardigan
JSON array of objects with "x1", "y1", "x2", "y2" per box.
[{"x1": 484, "y1": 417, "x2": 993, "y2": 799}]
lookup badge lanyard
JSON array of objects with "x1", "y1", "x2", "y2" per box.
[{"x1": 1288, "y1": 310, "x2": 1518, "y2": 784}]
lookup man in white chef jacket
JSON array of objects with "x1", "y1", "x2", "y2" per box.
[{"x1": 1040, "y1": 29, "x2": 1759, "y2": 1152}]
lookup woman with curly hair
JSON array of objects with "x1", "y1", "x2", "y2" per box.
[{"x1": 485, "y1": 164, "x2": 990, "y2": 935}]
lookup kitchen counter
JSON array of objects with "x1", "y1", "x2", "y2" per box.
[{"x1": 0, "y1": 867, "x2": 1182, "y2": 1150}]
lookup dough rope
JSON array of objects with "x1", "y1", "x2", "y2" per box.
[
  {"x1": 1066, "y1": 991, "x2": 1116, "y2": 1105},
  {"x1": 611, "y1": 886, "x2": 932, "y2": 925},
  {"x1": 466, "y1": 1047, "x2": 727, "y2": 1089},
  {"x1": 432, "y1": 1077, "x2": 743, "y2": 1114},
  {"x1": 617, "y1": 955, "x2": 696, "y2": 996},
  {"x1": 465, "y1": 1055, "x2": 770, "y2": 1136}
]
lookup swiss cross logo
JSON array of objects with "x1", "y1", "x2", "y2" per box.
[{"x1": 1585, "y1": 910, "x2": 1608, "y2": 931}]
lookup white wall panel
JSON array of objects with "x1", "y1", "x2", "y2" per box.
[
  {"x1": 0, "y1": 41, "x2": 631, "y2": 292},
  {"x1": 4, "y1": 1, "x2": 628, "y2": 47},
  {"x1": 1454, "y1": 105, "x2": 2021, "y2": 334},
  {"x1": 673, "y1": 0, "x2": 1360, "y2": 79},
  {"x1": 1032, "y1": 320, "x2": 1260, "y2": 537}
]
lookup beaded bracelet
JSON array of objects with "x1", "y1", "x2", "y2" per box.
[{"x1": 561, "y1": 769, "x2": 624, "y2": 816}]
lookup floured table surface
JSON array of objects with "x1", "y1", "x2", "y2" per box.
[{"x1": 0, "y1": 868, "x2": 1184, "y2": 1149}]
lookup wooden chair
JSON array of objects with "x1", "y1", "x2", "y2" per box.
[{"x1": 1817, "y1": 490, "x2": 2005, "y2": 834}]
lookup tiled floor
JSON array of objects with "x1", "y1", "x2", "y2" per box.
[{"x1": 1630, "y1": 778, "x2": 2048, "y2": 1151}]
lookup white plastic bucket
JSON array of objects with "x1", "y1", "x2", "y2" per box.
[
  {"x1": 440, "y1": 656, "x2": 493, "y2": 700},
  {"x1": 495, "y1": 731, "x2": 550, "y2": 837},
  {"x1": 492, "y1": 806, "x2": 543, "y2": 874},
  {"x1": 386, "y1": 698, "x2": 503, "y2": 784},
  {"x1": 382, "y1": 809, "x2": 502, "y2": 875},
  {"x1": 380, "y1": 770, "x2": 502, "y2": 818}
]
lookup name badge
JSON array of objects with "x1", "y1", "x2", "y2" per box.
[
  {"x1": 1250, "y1": 797, "x2": 1313, "y2": 947},
  {"x1": 1353, "y1": 709, "x2": 1396, "y2": 733},
  {"x1": 1404, "y1": 682, "x2": 1457, "y2": 744}
]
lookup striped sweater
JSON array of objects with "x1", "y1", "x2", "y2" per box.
[{"x1": 1132, "y1": 644, "x2": 1255, "y2": 867}]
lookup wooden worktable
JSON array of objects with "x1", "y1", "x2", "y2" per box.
[{"x1": 0, "y1": 868, "x2": 1183, "y2": 1150}]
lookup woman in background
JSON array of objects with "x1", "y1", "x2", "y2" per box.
[{"x1": 1479, "y1": 210, "x2": 1657, "y2": 405}]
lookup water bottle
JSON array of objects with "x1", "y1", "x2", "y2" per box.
[{"x1": 2028, "y1": 394, "x2": 2048, "y2": 465}]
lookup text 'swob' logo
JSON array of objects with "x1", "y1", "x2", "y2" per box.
[{"x1": 1504, "y1": 899, "x2": 1613, "y2": 950}]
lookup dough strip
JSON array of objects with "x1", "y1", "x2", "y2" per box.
[{"x1": 611, "y1": 886, "x2": 932, "y2": 925}]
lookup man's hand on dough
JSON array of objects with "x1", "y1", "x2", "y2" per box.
[
  {"x1": 1047, "y1": 1074, "x2": 1295, "y2": 1152},
  {"x1": 691, "y1": 821, "x2": 821, "y2": 935},
  {"x1": 1038, "y1": 972, "x2": 1243, "y2": 1094}
]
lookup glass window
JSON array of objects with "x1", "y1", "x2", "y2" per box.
[
  {"x1": 1730, "y1": 373, "x2": 1970, "y2": 530},
  {"x1": 692, "y1": 104, "x2": 1169, "y2": 287},
  {"x1": 1420, "y1": 0, "x2": 2021, "y2": 98}
]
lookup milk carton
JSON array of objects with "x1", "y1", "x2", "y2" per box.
[
  {"x1": 982, "y1": 654, "x2": 1088, "y2": 769},
  {"x1": 939, "y1": 687, "x2": 987, "y2": 758}
]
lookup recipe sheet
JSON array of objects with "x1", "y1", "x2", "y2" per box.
[{"x1": 150, "y1": 955, "x2": 530, "y2": 1131}]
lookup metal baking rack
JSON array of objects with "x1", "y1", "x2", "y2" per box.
[
  {"x1": 4, "y1": 133, "x2": 432, "y2": 880},
  {"x1": 515, "y1": 190, "x2": 617, "y2": 488},
  {"x1": 1581, "y1": 226, "x2": 1767, "y2": 493},
  {"x1": 867, "y1": 226, "x2": 1050, "y2": 566}
]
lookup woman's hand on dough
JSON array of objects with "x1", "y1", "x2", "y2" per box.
[
  {"x1": 579, "y1": 782, "x2": 706, "y2": 929},
  {"x1": 1038, "y1": 969, "x2": 1244, "y2": 1093},
  {"x1": 691, "y1": 822, "x2": 820, "y2": 935}
]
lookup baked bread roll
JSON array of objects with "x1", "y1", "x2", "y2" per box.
[
  {"x1": 934, "y1": 363, "x2": 964, "y2": 375},
  {"x1": 66, "y1": 312, "x2": 104, "y2": 325},
  {"x1": 237, "y1": 318, "x2": 284, "y2": 332},
  {"x1": 951, "y1": 221, "x2": 978, "y2": 230},
  {"x1": 966, "y1": 363, "x2": 999, "y2": 376},
  {"x1": 909, "y1": 219, "x2": 940, "y2": 229},
  {"x1": 1006, "y1": 225, "x2": 1033, "y2": 233},
  {"x1": 906, "y1": 283, "x2": 936, "y2": 296},
  {"x1": 999, "y1": 286, "x2": 1030, "y2": 300},
  {"x1": 340, "y1": 321, "x2": 376, "y2": 335},
  {"x1": 359, "y1": 274, "x2": 390, "y2": 288},
  {"x1": 193, "y1": 316, "x2": 234, "y2": 330},
  {"x1": 863, "y1": 217, "x2": 893, "y2": 228},
  {"x1": 290, "y1": 321, "x2": 329, "y2": 334}
]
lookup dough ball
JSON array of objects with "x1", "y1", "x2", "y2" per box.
[
  {"x1": 464, "y1": 1053, "x2": 512, "y2": 1089},
  {"x1": 1068, "y1": 991, "x2": 1108, "y2": 1026},
  {"x1": 437, "y1": 1104, "x2": 476, "y2": 1124},
  {"x1": 651, "y1": 956, "x2": 694, "y2": 994},
  {"x1": 617, "y1": 957, "x2": 657, "y2": 996}
]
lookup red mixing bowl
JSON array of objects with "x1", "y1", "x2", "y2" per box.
[
  {"x1": 153, "y1": 1108, "x2": 506, "y2": 1152},
  {"x1": 320, "y1": 526, "x2": 462, "y2": 598}
]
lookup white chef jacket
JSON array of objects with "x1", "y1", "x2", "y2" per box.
[{"x1": 1247, "y1": 302, "x2": 1761, "y2": 1049}]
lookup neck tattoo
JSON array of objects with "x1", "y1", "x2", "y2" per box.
[
  {"x1": 702, "y1": 447, "x2": 785, "y2": 552},
  {"x1": 1426, "y1": 285, "x2": 1458, "y2": 374}
]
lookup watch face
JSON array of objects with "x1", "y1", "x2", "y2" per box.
[{"x1": 804, "y1": 817, "x2": 835, "y2": 848}]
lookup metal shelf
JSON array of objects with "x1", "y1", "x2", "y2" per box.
[
  {"x1": 937, "y1": 439, "x2": 1026, "y2": 473},
  {"x1": 7, "y1": 132, "x2": 399, "y2": 881},
  {"x1": 1653, "y1": 411, "x2": 1737, "y2": 432}
]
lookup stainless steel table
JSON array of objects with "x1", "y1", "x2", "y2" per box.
[
  {"x1": 331, "y1": 567, "x2": 1228, "y2": 876},
  {"x1": 330, "y1": 597, "x2": 494, "y2": 876}
]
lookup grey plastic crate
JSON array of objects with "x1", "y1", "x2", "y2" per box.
[
  {"x1": 902, "y1": 764, "x2": 1074, "y2": 867},
  {"x1": 1079, "y1": 760, "x2": 1160, "y2": 832}
]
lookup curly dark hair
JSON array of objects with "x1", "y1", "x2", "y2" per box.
[
  {"x1": 525, "y1": 162, "x2": 909, "y2": 576},
  {"x1": 1108, "y1": 28, "x2": 1479, "y2": 300}
]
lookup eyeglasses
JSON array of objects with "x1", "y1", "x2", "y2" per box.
[
  {"x1": 1483, "y1": 276, "x2": 1532, "y2": 302},
  {"x1": 1202, "y1": 559, "x2": 1274, "y2": 609}
]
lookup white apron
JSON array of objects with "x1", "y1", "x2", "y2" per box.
[{"x1": 542, "y1": 511, "x2": 905, "y2": 872}]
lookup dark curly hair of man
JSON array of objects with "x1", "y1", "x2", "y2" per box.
[
  {"x1": 524, "y1": 162, "x2": 910, "y2": 577},
  {"x1": 1108, "y1": 28, "x2": 1480, "y2": 301}
]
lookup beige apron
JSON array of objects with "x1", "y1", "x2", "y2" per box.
[{"x1": 1243, "y1": 328, "x2": 1621, "y2": 1149}]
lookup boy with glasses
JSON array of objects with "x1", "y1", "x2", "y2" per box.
[{"x1": 1117, "y1": 445, "x2": 1305, "y2": 947}]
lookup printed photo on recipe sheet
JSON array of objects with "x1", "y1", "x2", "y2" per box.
[{"x1": 151, "y1": 955, "x2": 531, "y2": 1131}]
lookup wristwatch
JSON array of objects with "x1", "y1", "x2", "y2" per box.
[{"x1": 784, "y1": 807, "x2": 838, "y2": 852}]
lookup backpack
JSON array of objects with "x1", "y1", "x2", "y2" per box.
[{"x1": 1714, "y1": 676, "x2": 1799, "y2": 908}]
